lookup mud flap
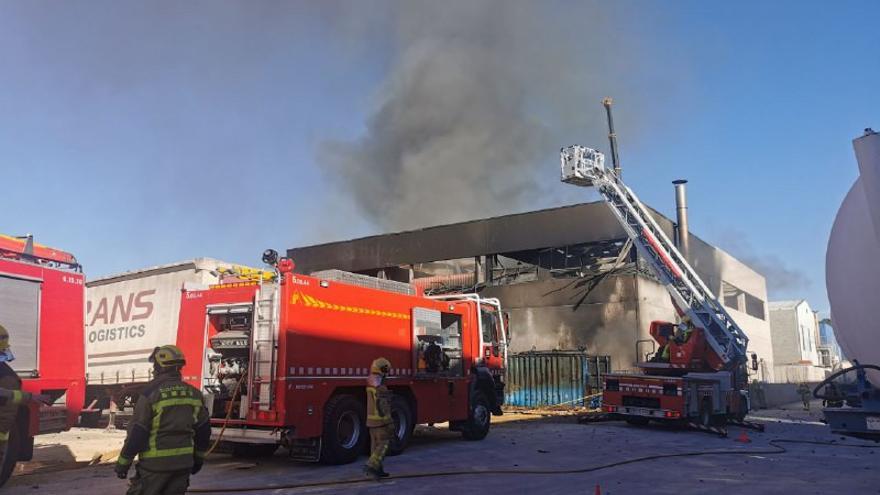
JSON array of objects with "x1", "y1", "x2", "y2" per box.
[
  {"x1": 686, "y1": 421, "x2": 728, "y2": 437},
  {"x1": 287, "y1": 437, "x2": 321, "y2": 462}
]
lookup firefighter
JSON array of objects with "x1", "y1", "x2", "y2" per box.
[
  {"x1": 115, "y1": 345, "x2": 211, "y2": 495},
  {"x1": 797, "y1": 382, "x2": 812, "y2": 411},
  {"x1": 364, "y1": 357, "x2": 394, "y2": 480},
  {"x1": 0, "y1": 324, "x2": 50, "y2": 467}
]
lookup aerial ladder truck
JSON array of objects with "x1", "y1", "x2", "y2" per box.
[{"x1": 560, "y1": 146, "x2": 756, "y2": 433}]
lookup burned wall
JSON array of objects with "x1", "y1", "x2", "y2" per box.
[{"x1": 482, "y1": 274, "x2": 640, "y2": 372}]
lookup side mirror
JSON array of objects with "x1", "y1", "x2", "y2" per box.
[
  {"x1": 503, "y1": 312, "x2": 511, "y2": 342},
  {"x1": 751, "y1": 353, "x2": 759, "y2": 371}
]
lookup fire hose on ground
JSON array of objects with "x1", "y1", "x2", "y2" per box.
[{"x1": 185, "y1": 438, "x2": 877, "y2": 493}]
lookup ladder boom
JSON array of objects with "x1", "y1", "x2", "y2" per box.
[{"x1": 560, "y1": 145, "x2": 748, "y2": 369}]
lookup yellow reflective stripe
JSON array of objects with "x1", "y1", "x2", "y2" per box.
[
  {"x1": 146, "y1": 396, "x2": 203, "y2": 459},
  {"x1": 194, "y1": 450, "x2": 207, "y2": 459},
  {"x1": 0, "y1": 431, "x2": 9, "y2": 441},
  {"x1": 367, "y1": 415, "x2": 388, "y2": 421},
  {"x1": 140, "y1": 446, "x2": 194, "y2": 459},
  {"x1": 117, "y1": 455, "x2": 132, "y2": 466},
  {"x1": 11, "y1": 390, "x2": 22, "y2": 404},
  {"x1": 151, "y1": 398, "x2": 203, "y2": 412}
]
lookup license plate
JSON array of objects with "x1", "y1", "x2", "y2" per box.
[{"x1": 867, "y1": 416, "x2": 880, "y2": 431}]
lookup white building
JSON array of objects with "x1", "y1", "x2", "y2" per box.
[
  {"x1": 768, "y1": 300, "x2": 826, "y2": 382},
  {"x1": 817, "y1": 320, "x2": 845, "y2": 369}
]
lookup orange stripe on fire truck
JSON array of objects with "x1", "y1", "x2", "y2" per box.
[{"x1": 291, "y1": 292, "x2": 411, "y2": 320}]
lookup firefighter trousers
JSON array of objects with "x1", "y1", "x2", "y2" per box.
[
  {"x1": 126, "y1": 465, "x2": 190, "y2": 495},
  {"x1": 366, "y1": 424, "x2": 394, "y2": 470}
]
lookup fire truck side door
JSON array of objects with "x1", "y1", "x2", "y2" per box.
[{"x1": 479, "y1": 308, "x2": 503, "y2": 370}]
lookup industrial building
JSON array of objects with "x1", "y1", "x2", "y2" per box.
[
  {"x1": 289, "y1": 196, "x2": 776, "y2": 383},
  {"x1": 769, "y1": 299, "x2": 828, "y2": 382}
]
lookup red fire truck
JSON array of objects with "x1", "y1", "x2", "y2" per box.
[
  {"x1": 0, "y1": 234, "x2": 86, "y2": 485},
  {"x1": 176, "y1": 251, "x2": 508, "y2": 463},
  {"x1": 561, "y1": 146, "x2": 752, "y2": 430}
]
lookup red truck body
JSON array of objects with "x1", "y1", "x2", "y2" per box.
[
  {"x1": 0, "y1": 236, "x2": 86, "y2": 437},
  {"x1": 176, "y1": 260, "x2": 507, "y2": 463}
]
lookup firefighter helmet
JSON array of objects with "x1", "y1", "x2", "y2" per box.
[
  {"x1": 149, "y1": 345, "x2": 186, "y2": 369},
  {"x1": 370, "y1": 357, "x2": 391, "y2": 375},
  {"x1": 0, "y1": 324, "x2": 14, "y2": 363}
]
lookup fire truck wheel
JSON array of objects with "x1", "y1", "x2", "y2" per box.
[
  {"x1": 387, "y1": 395, "x2": 414, "y2": 456},
  {"x1": 0, "y1": 420, "x2": 23, "y2": 488},
  {"x1": 320, "y1": 394, "x2": 366, "y2": 465},
  {"x1": 461, "y1": 391, "x2": 491, "y2": 441},
  {"x1": 231, "y1": 443, "x2": 279, "y2": 458}
]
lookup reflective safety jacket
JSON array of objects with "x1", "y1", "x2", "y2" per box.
[
  {"x1": 0, "y1": 362, "x2": 23, "y2": 443},
  {"x1": 366, "y1": 374, "x2": 392, "y2": 428},
  {"x1": 117, "y1": 371, "x2": 210, "y2": 472}
]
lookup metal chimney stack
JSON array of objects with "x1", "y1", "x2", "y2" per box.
[{"x1": 673, "y1": 180, "x2": 689, "y2": 259}]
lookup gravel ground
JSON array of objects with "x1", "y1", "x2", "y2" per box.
[{"x1": 5, "y1": 401, "x2": 877, "y2": 494}]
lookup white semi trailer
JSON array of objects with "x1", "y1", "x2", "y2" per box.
[{"x1": 83, "y1": 258, "x2": 263, "y2": 423}]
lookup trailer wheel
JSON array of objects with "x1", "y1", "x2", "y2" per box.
[
  {"x1": 387, "y1": 395, "x2": 414, "y2": 456},
  {"x1": 461, "y1": 391, "x2": 491, "y2": 441},
  {"x1": 231, "y1": 443, "x2": 279, "y2": 458},
  {"x1": 0, "y1": 417, "x2": 24, "y2": 488},
  {"x1": 319, "y1": 394, "x2": 366, "y2": 465}
]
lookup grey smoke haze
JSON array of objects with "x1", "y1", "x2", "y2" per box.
[
  {"x1": 322, "y1": 2, "x2": 641, "y2": 231},
  {"x1": 718, "y1": 233, "x2": 811, "y2": 295}
]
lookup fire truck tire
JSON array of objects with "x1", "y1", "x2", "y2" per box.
[
  {"x1": 231, "y1": 443, "x2": 279, "y2": 458},
  {"x1": 320, "y1": 394, "x2": 367, "y2": 465},
  {"x1": 0, "y1": 418, "x2": 24, "y2": 488},
  {"x1": 387, "y1": 395, "x2": 414, "y2": 456},
  {"x1": 461, "y1": 391, "x2": 491, "y2": 441}
]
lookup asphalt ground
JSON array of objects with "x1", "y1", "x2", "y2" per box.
[{"x1": 6, "y1": 401, "x2": 877, "y2": 494}]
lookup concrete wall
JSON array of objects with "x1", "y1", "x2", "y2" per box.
[
  {"x1": 770, "y1": 302, "x2": 820, "y2": 366},
  {"x1": 751, "y1": 381, "x2": 823, "y2": 409},
  {"x1": 770, "y1": 308, "x2": 800, "y2": 364},
  {"x1": 773, "y1": 364, "x2": 828, "y2": 384}
]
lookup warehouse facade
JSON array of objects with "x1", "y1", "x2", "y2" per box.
[{"x1": 289, "y1": 202, "x2": 776, "y2": 382}]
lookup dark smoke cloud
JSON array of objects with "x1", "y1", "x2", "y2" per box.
[
  {"x1": 717, "y1": 232, "x2": 811, "y2": 295},
  {"x1": 321, "y1": 1, "x2": 645, "y2": 231}
]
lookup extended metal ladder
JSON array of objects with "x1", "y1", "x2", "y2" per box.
[
  {"x1": 250, "y1": 282, "x2": 279, "y2": 411},
  {"x1": 560, "y1": 146, "x2": 748, "y2": 369}
]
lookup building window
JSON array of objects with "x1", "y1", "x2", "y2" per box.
[
  {"x1": 721, "y1": 281, "x2": 765, "y2": 321},
  {"x1": 744, "y1": 294, "x2": 765, "y2": 320}
]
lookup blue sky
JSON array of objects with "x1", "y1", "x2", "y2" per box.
[{"x1": 1, "y1": 1, "x2": 877, "y2": 314}]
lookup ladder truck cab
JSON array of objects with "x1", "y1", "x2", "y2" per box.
[
  {"x1": 0, "y1": 234, "x2": 86, "y2": 486},
  {"x1": 560, "y1": 146, "x2": 752, "y2": 428},
  {"x1": 175, "y1": 252, "x2": 508, "y2": 463}
]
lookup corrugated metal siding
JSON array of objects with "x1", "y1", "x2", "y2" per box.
[{"x1": 505, "y1": 351, "x2": 610, "y2": 408}]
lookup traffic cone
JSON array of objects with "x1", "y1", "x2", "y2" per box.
[
  {"x1": 595, "y1": 484, "x2": 601, "y2": 495},
  {"x1": 735, "y1": 430, "x2": 751, "y2": 443}
]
